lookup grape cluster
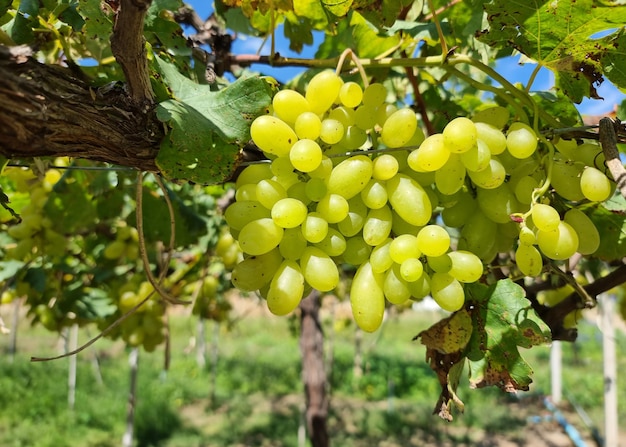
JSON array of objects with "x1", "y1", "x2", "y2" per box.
[
  {"x1": 226, "y1": 70, "x2": 608, "y2": 332},
  {"x1": 4, "y1": 167, "x2": 67, "y2": 260}
]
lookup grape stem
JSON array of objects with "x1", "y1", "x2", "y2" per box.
[
  {"x1": 599, "y1": 117, "x2": 626, "y2": 199},
  {"x1": 335, "y1": 49, "x2": 370, "y2": 88}
]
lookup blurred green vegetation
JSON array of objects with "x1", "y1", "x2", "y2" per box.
[{"x1": 0, "y1": 305, "x2": 624, "y2": 447}]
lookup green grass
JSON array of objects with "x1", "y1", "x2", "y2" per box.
[{"x1": 0, "y1": 307, "x2": 624, "y2": 446}]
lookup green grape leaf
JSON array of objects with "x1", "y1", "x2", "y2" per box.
[
  {"x1": 45, "y1": 178, "x2": 96, "y2": 234},
  {"x1": 465, "y1": 279, "x2": 551, "y2": 392},
  {"x1": 321, "y1": 0, "x2": 353, "y2": 17},
  {"x1": 0, "y1": 259, "x2": 25, "y2": 282},
  {"x1": 156, "y1": 101, "x2": 243, "y2": 184},
  {"x1": 145, "y1": 0, "x2": 191, "y2": 58},
  {"x1": 156, "y1": 56, "x2": 273, "y2": 143},
  {"x1": 414, "y1": 309, "x2": 472, "y2": 421},
  {"x1": 588, "y1": 204, "x2": 626, "y2": 261},
  {"x1": 531, "y1": 90, "x2": 582, "y2": 128},
  {"x1": 77, "y1": 0, "x2": 114, "y2": 61},
  {"x1": 350, "y1": 11, "x2": 401, "y2": 59},
  {"x1": 63, "y1": 286, "x2": 117, "y2": 320},
  {"x1": 601, "y1": 31, "x2": 626, "y2": 90},
  {"x1": 155, "y1": 57, "x2": 273, "y2": 183},
  {"x1": 477, "y1": 0, "x2": 626, "y2": 102}
]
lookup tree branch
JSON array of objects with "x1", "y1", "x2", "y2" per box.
[
  {"x1": 110, "y1": 0, "x2": 154, "y2": 106},
  {"x1": 599, "y1": 117, "x2": 626, "y2": 199},
  {"x1": 0, "y1": 48, "x2": 162, "y2": 170}
]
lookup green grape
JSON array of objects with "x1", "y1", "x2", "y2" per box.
[
  {"x1": 551, "y1": 158, "x2": 585, "y2": 201},
  {"x1": 459, "y1": 210, "x2": 497, "y2": 261},
  {"x1": 343, "y1": 236, "x2": 372, "y2": 266},
  {"x1": 339, "y1": 81, "x2": 363, "y2": 108},
  {"x1": 338, "y1": 196, "x2": 368, "y2": 237},
  {"x1": 273, "y1": 171, "x2": 299, "y2": 190},
  {"x1": 427, "y1": 254, "x2": 452, "y2": 273},
  {"x1": 290, "y1": 138, "x2": 323, "y2": 172},
  {"x1": 386, "y1": 174, "x2": 432, "y2": 226},
  {"x1": 301, "y1": 212, "x2": 329, "y2": 243},
  {"x1": 380, "y1": 108, "x2": 418, "y2": 148},
  {"x1": 407, "y1": 134, "x2": 450, "y2": 172},
  {"x1": 515, "y1": 244, "x2": 543, "y2": 277},
  {"x1": 316, "y1": 193, "x2": 349, "y2": 223},
  {"x1": 400, "y1": 258, "x2": 424, "y2": 282},
  {"x1": 536, "y1": 221, "x2": 579, "y2": 260},
  {"x1": 384, "y1": 264, "x2": 411, "y2": 304},
  {"x1": 231, "y1": 249, "x2": 284, "y2": 291},
  {"x1": 272, "y1": 89, "x2": 311, "y2": 123},
  {"x1": 443, "y1": 117, "x2": 477, "y2": 153},
  {"x1": 327, "y1": 155, "x2": 373, "y2": 199},
  {"x1": 506, "y1": 122, "x2": 538, "y2": 159},
  {"x1": 104, "y1": 239, "x2": 127, "y2": 260},
  {"x1": 236, "y1": 163, "x2": 272, "y2": 189},
  {"x1": 467, "y1": 158, "x2": 506, "y2": 189},
  {"x1": 300, "y1": 246, "x2": 339, "y2": 292},
  {"x1": 350, "y1": 261, "x2": 385, "y2": 332},
  {"x1": 580, "y1": 167, "x2": 611, "y2": 202},
  {"x1": 239, "y1": 218, "x2": 284, "y2": 255},
  {"x1": 280, "y1": 227, "x2": 308, "y2": 260},
  {"x1": 416, "y1": 225, "x2": 450, "y2": 257},
  {"x1": 361, "y1": 179, "x2": 388, "y2": 209},
  {"x1": 518, "y1": 226, "x2": 536, "y2": 246},
  {"x1": 441, "y1": 192, "x2": 477, "y2": 228},
  {"x1": 341, "y1": 126, "x2": 368, "y2": 149},
  {"x1": 256, "y1": 179, "x2": 288, "y2": 209},
  {"x1": 363, "y1": 205, "x2": 393, "y2": 246},
  {"x1": 370, "y1": 238, "x2": 394, "y2": 273},
  {"x1": 472, "y1": 106, "x2": 510, "y2": 129},
  {"x1": 294, "y1": 111, "x2": 322, "y2": 140},
  {"x1": 235, "y1": 183, "x2": 257, "y2": 202},
  {"x1": 270, "y1": 156, "x2": 295, "y2": 177},
  {"x1": 435, "y1": 154, "x2": 466, "y2": 195},
  {"x1": 563, "y1": 208, "x2": 600, "y2": 255},
  {"x1": 408, "y1": 271, "x2": 431, "y2": 300},
  {"x1": 305, "y1": 70, "x2": 343, "y2": 115},
  {"x1": 320, "y1": 118, "x2": 345, "y2": 144},
  {"x1": 389, "y1": 234, "x2": 421, "y2": 264},
  {"x1": 376, "y1": 103, "x2": 397, "y2": 126},
  {"x1": 391, "y1": 211, "x2": 421, "y2": 237},
  {"x1": 555, "y1": 138, "x2": 578, "y2": 159},
  {"x1": 475, "y1": 122, "x2": 507, "y2": 155},
  {"x1": 372, "y1": 154, "x2": 399, "y2": 181},
  {"x1": 513, "y1": 175, "x2": 539, "y2": 204},
  {"x1": 225, "y1": 201, "x2": 271, "y2": 231},
  {"x1": 431, "y1": 272, "x2": 465, "y2": 312},
  {"x1": 531, "y1": 203, "x2": 560, "y2": 232},
  {"x1": 362, "y1": 83, "x2": 387, "y2": 107},
  {"x1": 354, "y1": 104, "x2": 378, "y2": 130},
  {"x1": 267, "y1": 260, "x2": 305, "y2": 316},
  {"x1": 476, "y1": 184, "x2": 521, "y2": 224},
  {"x1": 411, "y1": 169, "x2": 436, "y2": 186},
  {"x1": 250, "y1": 115, "x2": 298, "y2": 157},
  {"x1": 271, "y1": 198, "x2": 308, "y2": 228},
  {"x1": 288, "y1": 181, "x2": 311, "y2": 205},
  {"x1": 314, "y1": 227, "x2": 347, "y2": 257},
  {"x1": 572, "y1": 142, "x2": 605, "y2": 168},
  {"x1": 460, "y1": 139, "x2": 491, "y2": 172},
  {"x1": 305, "y1": 177, "x2": 327, "y2": 202},
  {"x1": 448, "y1": 250, "x2": 483, "y2": 283},
  {"x1": 308, "y1": 156, "x2": 333, "y2": 179},
  {"x1": 329, "y1": 106, "x2": 356, "y2": 127}
]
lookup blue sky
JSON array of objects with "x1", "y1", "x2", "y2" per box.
[{"x1": 191, "y1": 2, "x2": 624, "y2": 117}]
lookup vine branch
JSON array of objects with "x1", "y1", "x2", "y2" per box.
[
  {"x1": 110, "y1": 0, "x2": 154, "y2": 106},
  {"x1": 599, "y1": 117, "x2": 626, "y2": 199}
]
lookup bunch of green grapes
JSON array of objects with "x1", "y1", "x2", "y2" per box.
[
  {"x1": 108, "y1": 281, "x2": 166, "y2": 351},
  {"x1": 3, "y1": 166, "x2": 66, "y2": 259},
  {"x1": 225, "y1": 70, "x2": 610, "y2": 332},
  {"x1": 102, "y1": 224, "x2": 140, "y2": 261}
]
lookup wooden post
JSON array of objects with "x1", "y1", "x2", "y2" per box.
[
  {"x1": 122, "y1": 347, "x2": 140, "y2": 447},
  {"x1": 600, "y1": 294, "x2": 618, "y2": 447},
  {"x1": 68, "y1": 324, "x2": 78, "y2": 411},
  {"x1": 550, "y1": 340, "x2": 562, "y2": 404}
]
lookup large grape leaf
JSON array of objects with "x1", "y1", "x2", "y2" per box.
[
  {"x1": 465, "y1": 280, "x2": 551, "y2": 391},
  {"x1": 477, "y1": 0, "x2": 626, "y2": 102},
  {"x1": 154, "y1": 57, "x2": 274, "y2": 183}
]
